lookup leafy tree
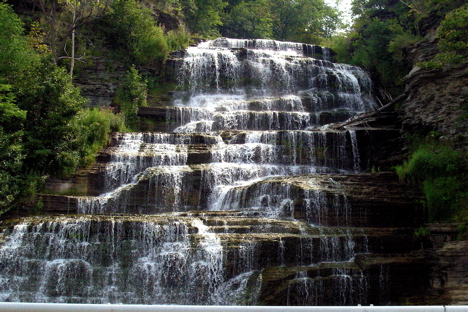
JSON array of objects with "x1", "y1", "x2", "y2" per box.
[
  {"x1": 14, "y1": 59, "x2": 86, "y2": 178},
  {"x1": 0, "y1": 1, "x2": 36, "y2": 82},
  {"x1": 270, "y1": 0, "x2": 340, "y2": 43},
  {"x1": 102, "y1": 0, "x2": 169, "y2": 65},
  {"x1": 34, "y1": 0, "x2": 111, "y2": 75},
  {"x1": 182, "y1": 0, "x2": 228, "y2": 37},
  {"x1": 419, "y1": 4, "x2": 468, "y2": 69},
  {"x1": 339, "y1": 0, "x2": 466, "y2": 93},
  {"x1": 0, "y1": 84, "x2": 26, "y2": 214},
  {"x1": 114, "y1": 66, "x2": 148, "y2": 128},
  {"x1": 165, "y1": 26, "x2": 192, "y2": 52},
  {"x1": 350, "y1": 17, "x2": 411, "y2": 89},
  {"x1": 71, "y1": 106, "x2": 126, "y2": 167},
  {"x1": 396, "y1": 139, "x2": 467, "y2": 222},
  {"x1": 221, "y1": 0, "x2": 273, "y2": 39}
]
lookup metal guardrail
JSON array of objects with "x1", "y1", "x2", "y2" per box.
[{"x1": 0, "y1": 304, "x2": 467, "y2": 312}]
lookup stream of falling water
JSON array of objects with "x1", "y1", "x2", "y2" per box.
[{"x1": 0, "y1": 38, "x2": 379, "y2": 305}]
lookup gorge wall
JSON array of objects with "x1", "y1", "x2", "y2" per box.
[{"x1": 401, "y1": 28, "x2": 468, "y2": 150}]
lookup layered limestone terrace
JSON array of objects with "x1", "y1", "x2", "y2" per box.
[{"x1": 0, "y1": 38, "x2": 436, "y2": 306}]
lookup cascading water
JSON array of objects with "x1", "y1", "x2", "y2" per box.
[{"x1": 0, "y1": 38, "x2": 416, "y2": 306}]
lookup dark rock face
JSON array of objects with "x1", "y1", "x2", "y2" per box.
[
  {"x1": 401, "y1": 29, "x2": 468, "y2": 150},
  {"x1": 73, "y1": 57, "x2": 127, "y2": 106},
  {"x1": 397, "y1": 28, "x2": 468, "y2": 304},
  {"x1": 153, "y1": 9, "x2": 180, "y2": 31},
  {"x1": 402, "y1": 64, "x2": 468, "y2": 148},
  {"x1": 423, "y1": 224, "x2": 468, "y2": 305}
]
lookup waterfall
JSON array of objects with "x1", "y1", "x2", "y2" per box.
[{"x1": 0, "y1": 38, "x2": 392, "y2": 306}]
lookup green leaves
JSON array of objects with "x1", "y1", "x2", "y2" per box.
[
  {"x1": 0, "y1": 83, "x2": 25, "y2": 213},
  {"x1": 438, "y1": 4, "x2": 468, "y2": 64},
  {"x1": 103, "y1": 0, "x2": 170, "y2": 65},
  {"x1": 219, "y1": 0, "x2": 340, "y2": 43},
  {"x1": 0, "y1": 2, "x2": 37, "y2": 81},
  {"x1": 183, "y1": 0, "x2": 227, "y2": 37},
  {"x1": 396, "y1": 140, "x2": 467, "y2": 222},
  {"x1": 416, "y1": 4, "x2": 468, "y2": 69},
  {"x1": 221, "y1": 0, "x2": 273, "y2": 39},
  {"x1": 13, "y1": 59, "x2": 86, "y2": 178},
  {"x1": 114, "y1": 66, "x2": 148, "y2": 128}
]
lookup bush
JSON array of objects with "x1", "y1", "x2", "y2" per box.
[
  {"x1": 347, "y1": 18, "x2": 411, "y2": 91},
  {"x1": 321, "y1": 35, "x2": 352, "y2": 64},
  {"x1": 418, "y1": 4, "x2": 468, "y2": 69},
  {"x1": 14, "y1": 59, "x2": 86, "y2": 178},
  {"x1": 396, "y1": 145, "x2": 463, "y2": 183},
  {"x1": 396, "y1": 140, "x2": 467, "y2": 222},
  {"x1": 102, "y1": 0, "x2": 169, "y2": 65},
  {"x1": 71, "y1": 107, "x2": 126, "y2": 167},
  {"x1": 165, "y1": 26, "x2": 191, "y2": 52},
  {"x1": 424, "y1": 177, "x2": 466, "y2": 222},
  {"x1": 114, "y1": 66, "x2": 147, "y2": 128}
]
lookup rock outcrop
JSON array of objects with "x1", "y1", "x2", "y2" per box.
[{"x1": 401, "y1": 31, "x2": 468, "y2": 150}]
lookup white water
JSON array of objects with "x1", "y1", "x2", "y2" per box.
[{"x1": 0, "y1": 38, "x2": 379, "y2": 305}]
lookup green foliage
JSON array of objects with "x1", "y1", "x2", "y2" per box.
[
  {"x1": 396, "y1": 146, "x2": 463, "y2": 183},
  {"x1": 388, "y1": 32, "x2": 422, "y2": 61},
  {"x1": 321, "y1": 35, "x2": 353, "y2": 63},
  {"x1": 14, "y1": 59, "x2": 86, "y2": 178},
  {"x1": 419, "y1": 4, "x2": 468, "y2": 69},
  {"x1": 349, "y1": 17, "x2": 411, "y2": 89},
  {"x1": 457, "y1": 223, "x2": 468, "y2": 240},
  {"x1": 438, "y1": 3, "x2": 468, "y2": 53},
  {"x1": 71, "y1": 107, "x2": 126, "y2": 167},
  {"x1": 183, "y1": 0, "x2": 227, "y2": 38},
  {"x1": 103, "y1": 0, "x2": 169, "y2": 65},
  {"x1": 221, "y1": 0, "x2": 273, "y2": 39},
  {"x1": 0, "y1": 2, "x2": 37, "y2": 81},
  {"x1": 396, "y1": 139, "x2": 467, "y2": 222},
  {"x1": 165, "y1": 26, "x2": 192, "y2": 52},
  {"x1": 114, "y1": 66, "x2": 148, "y2": 128},
  {"x1": 325, "y1": 0, "x2": 466, "y2": 93},
  {"x1": 0, "y1": 84, "x2": 25, "y2": 214},
  {"x1": 414, "y1": 226, "x2": 430, "y2": 237},
  {"x1": 219, "y1": 0, "x2": 340, "y2": 43},
  {"x1": 423, "y1": 177, "x2": 466, "y2": 222},
  {"x1": 271, "y1": 0, "x2": 339, "y2": 43}
]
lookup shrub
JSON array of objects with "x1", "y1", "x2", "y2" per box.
[
  {"x1": 114, "y1": 66, "x2": 147, "y2": 128},
  {"x1": 165, "y1": 26, "x2": 191, "y2": 52},
  {"x1": 103, "y1": 0, "x2": 169, "y2": 65},
  {"x1": 71, "y1": 107, "x2": 126, "y2": 167},
  {"x1": 396, "y1": 140, "x2": 467, "y2": 222},
  {"x1": 418, "y1": 4, "x2": 468, "y2": 69}
]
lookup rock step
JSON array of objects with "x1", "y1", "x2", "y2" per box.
[
  {"x1": 259, "y1": 253, "x2": 433, "y2": 305},
  {"x1": 40, "y1": 172, "x2": 423, "y2": 228},
  {"x1": 139, "y1": 106, "x2": 355, "y2": 131}
]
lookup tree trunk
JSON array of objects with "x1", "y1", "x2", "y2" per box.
[{"x1": 70, "y1": 9, "x2": 76, "y2": 79}]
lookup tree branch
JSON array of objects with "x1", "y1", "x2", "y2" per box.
[{"x1": 327, "y1": 92, "x2": 409, "y2": 130}]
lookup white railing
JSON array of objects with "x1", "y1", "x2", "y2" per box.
[{"x1": 0, "y1": 304, "x2": 467, "y2": 312}]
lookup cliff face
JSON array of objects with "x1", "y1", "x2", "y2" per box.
[
  {"x1": 401, "y1": 33, "x2": 468, "y2": 150},
  {"x1": 398, "y1": 27, "x2": 468, "y2": 305}
]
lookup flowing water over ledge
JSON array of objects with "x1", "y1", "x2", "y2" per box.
[{"x1": 0, "y1": 38, "x2": 429, "y2": 305}]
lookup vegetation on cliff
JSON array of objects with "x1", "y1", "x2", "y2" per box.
[
  {"x1": 396, "y1": 136, "x2": 467, "y2": 222},
  {"x1": 0, "y1": 2, "x2": 126, "y2": 214},
  {"x1": 325, "y1": 0, "x2": 466, "y2": 94},
  {"x1": 325, "y1": 0, "x2": 467, "y2": 222}
]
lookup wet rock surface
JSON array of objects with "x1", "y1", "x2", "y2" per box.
[{"x1": 4, "y1": 38, "x2": 467, "y2": 306}]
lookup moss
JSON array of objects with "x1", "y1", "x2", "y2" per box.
[
  {"x1": 414, "y1": 227, "x2": 430, "y2": 238},
  {"x1": 457, "y1": 223, "x2": 468, "y2": 240}
]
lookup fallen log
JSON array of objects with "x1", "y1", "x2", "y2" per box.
[{"x1": 328, "y1": 92, "x2": 409, "y2": 130}]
